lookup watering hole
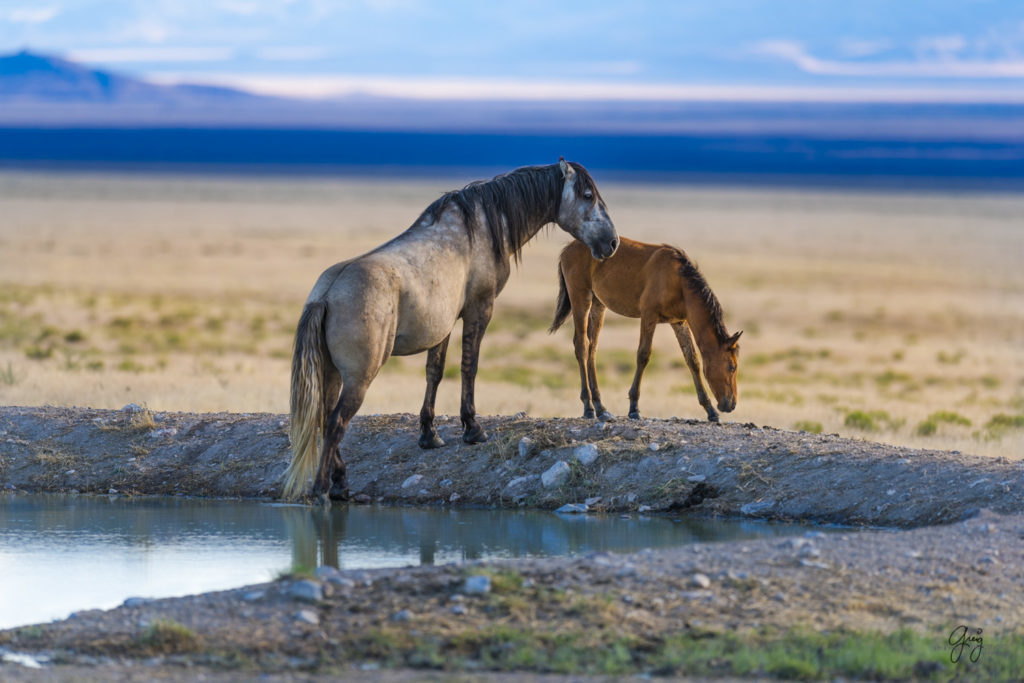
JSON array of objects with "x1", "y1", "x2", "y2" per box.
[{"x1": 0, "y1": 494, "x2": 848, "y2": 629}]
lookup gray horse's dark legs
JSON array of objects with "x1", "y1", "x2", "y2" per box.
[
  {"x1": 314, "y1": 379, "x2": 370, "y2": 501},
  {"x1": 671, "y1": 322, "x2": 719, "y2": 423},
  {"x1": 419, "y1": 335, "x2": 450, "y2": 449},
  {"x1": 459, "y1": 304, "x2": 493, "y2": 444},
  {"x1": 627, "y1": 316, "x2": 657, "y2": 420}
]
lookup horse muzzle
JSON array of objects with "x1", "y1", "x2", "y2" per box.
[
  {"x1": 590, "y1": 235, "x2": 619, "y2": 261},
  {"x1": 717, "y1": 396, "x2": 737, "y2": 413}
]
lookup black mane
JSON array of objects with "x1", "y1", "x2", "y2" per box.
[
  {"x1": 669, "y1": 248, "x2": 730, "y2": 343},
  {"x1": 422, "y1": 162, "x2": 600, "y2": 264}
]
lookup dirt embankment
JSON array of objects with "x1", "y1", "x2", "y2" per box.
[{"x1": 2, "y1": 405, "x2": 1023, "y2": 527}]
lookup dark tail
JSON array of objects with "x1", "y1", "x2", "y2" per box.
[
  {"x1": 283, "y1": 301, "x2": 328, "y2": 500},
  {"x1": 549, "y1": 265, "x2": 572, "y2": 333}
]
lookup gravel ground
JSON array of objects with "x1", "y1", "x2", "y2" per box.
[{"x1": 1, "y1": 405, "x2": 1023, "y2": 680}]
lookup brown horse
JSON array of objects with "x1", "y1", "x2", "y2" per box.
[
  {"x1": 283, "y1": 160, "x2": 618, "y2": 501},
  {"x1": 550, "y1": 236, "x2": 740, "y2": 422}
]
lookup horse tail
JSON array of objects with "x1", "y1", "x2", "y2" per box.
[
  {"x1": 283, "y1": 301, "x2": 329, "y2": 500},
  {"x1": 549, "y1": 264, "x2": 572, "y2": 333}
]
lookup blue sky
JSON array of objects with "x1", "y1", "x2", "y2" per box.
[{"x1": 3, "y1": 0, "x2": 1024, "y2": 100}]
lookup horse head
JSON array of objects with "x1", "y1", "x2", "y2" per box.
[
  {"x1": 556, "y1": 158, "x2": 618, "y2": 260},
  {"x1": 705, "y1": 330, "x2": 742, "y2": 413}
]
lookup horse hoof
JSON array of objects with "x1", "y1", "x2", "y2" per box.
[
  {"x1": 314, "y1": 493, "x2": 331, "y2": 507},
  {"x1": 462, "y1": 426, "x2": 490, "y2": 444},
  {"x1": 328, "y1": 483, "x2": 350, "y2": 501},
  {"x1": 419, "y1": 433, "x2": 446, "y2": 449},
  {"x1": 582, "y1": 409, "x2": 596, "y2": 419},
  {"x1": 707, "y1": 413, "x2": 720, "y2": 424},
  {"x1": 597, "y1": 411, "x2": 615, "y2": 422},
  {"x1": 628, "y1": 411, "x2": 641, "y2": 420}
]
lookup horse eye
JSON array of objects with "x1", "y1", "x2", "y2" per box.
[{"x1": 583, "y1": 190, "x2": 593, "y2": 199}]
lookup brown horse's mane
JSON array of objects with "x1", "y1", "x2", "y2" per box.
[
  {"x1": 667, "y1": 247, "x2": 730, "y2": 343},
  {"x1": 423, "y1": 162, "x2": 600, "y2": 264}
]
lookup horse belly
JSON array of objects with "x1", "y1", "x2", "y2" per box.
[{"x1": 391, "y1": 289, "x2": 463, "y2": 355}]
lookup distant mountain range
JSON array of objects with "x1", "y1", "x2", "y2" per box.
[
  {"x1": 1, "y1": 50, "x2": 1023, "y2": 186},
  {"x1": 2, "y1": 50, "x2": 1023, "y2": 140}
]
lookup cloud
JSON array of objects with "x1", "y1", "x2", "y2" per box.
[
  {"x1": 755, "y1": 40, "x2": 1024, "y2": 78},
  {"x1": 148, "y1": 71, "x2": 1024, "y2": 103},
  {"x1": 69, "y1": 47, "x2": 237, "y2": 64},
  {"x1": 5, "y1": 6, "x2": 60, "y2": 24},
  {"x1": 838, "y1": 39, "x2": 893, "y2": 59},
  {"x1": 255, "y1": 46, "x2": 333, "y2": 61}
]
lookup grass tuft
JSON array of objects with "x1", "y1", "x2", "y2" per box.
[{"x1": 136, "y1": 619, "x2": 201, "y2": 654}]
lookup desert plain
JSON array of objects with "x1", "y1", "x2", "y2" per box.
[{"x1": 0, "y1": 169, "x2": 1021, "y2": 459}]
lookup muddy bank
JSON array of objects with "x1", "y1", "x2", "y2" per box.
[
  {"x1": 2, "y1": 405, "x2": 1023, "y2": 527},
  {"x1": 1, "y1": 509, "x2": 1022, "y2": 680}
]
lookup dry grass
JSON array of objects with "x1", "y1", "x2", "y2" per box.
[{"x1": 0, "y1": 171, "x2": 1021, "y2": 458}]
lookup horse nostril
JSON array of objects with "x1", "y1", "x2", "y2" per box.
[{"x1": 609, "y1": 237, "x2": 619, "y2": 253}]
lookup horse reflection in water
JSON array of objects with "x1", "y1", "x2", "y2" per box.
[{"x1": 284, "y1": 160, "x2": 618, "y2": 502}]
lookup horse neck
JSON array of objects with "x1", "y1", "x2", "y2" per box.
[{"x1": 680, "y1": 282, "x2": 723, "y2": 359}]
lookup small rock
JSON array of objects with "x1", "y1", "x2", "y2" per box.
[
  {"x1": 886, "y1": 489, "x2": 896, "y2": 496},
  {"x1": 439, "y1": 479, "x2": 453, "y2": 488},
  {"x1": 402, "y1": 474, "x2": 424, "y2": 489},
  {"x1": 464, "y1": 575, "x2": 492, "y2": 595},
  {"x1": 327, "y1": 576, "x2": 356, "y2": 589},
  {"x1": 638, "y1": 505, "x2": 652, "y2": 513},
  {"x1": 449, "y1": 492, "x2": 461, "y2": 503},
  {"x1": 541, "y1": 461, "x2": 572, "y2": 488},
  {"x1": 391, "y1": 609, "x2": 412, "y2": 622},
  {"x1": 353, "y1": 493, "x2": 371, "y2": 504},
  {"x1": 148, "y1": 426, "x2": 177, "y2": 439},
  {"x1": 584, "y1": 496, "x2": 602, "y2": 507},
  {"x1": 773, "y1": 592, "x2": 787, "y2": 603},
  {"x1": 648, "y1": 442, "x2": 660, "y2": 452},
  {"x1": 554, "y1": 503, "x2": 588, "y2": 514},
  {"x1": 121, "y1": 403, "x2": 144, "y2": 413},
  {"x1": 690, "y1": 573, "x2": 711, "y2": 588},
  {"x1": 294, "y1": 609, "x2": 319, "y2": 625},
  {"x1": 315, "y1": 566, "x2": 342, "y2": 580},
  {"x1": 65, "y1": 469, "x2": 75, "y2": 475},
  {"x1": 242, "y1": 591, "x2": 265, "y2": 602},
  {"x1": 108, "y1": 488, "x2": 117, "y2": 495},
  {"x1": 449, "y1": 593, "x2": 466, "y2": 603},
  {"x1": 287, "y1": 580, "x2": 323, "y2": 602},
  {"x1": 122, "y1": 597, "x2": 151, "y2": 608},
  {"x1": 679, "y1": 590, "x2": 713, "y2": 600},
  {"x1": 740, "y1": 500, "x2": 774, "y2": 516},
  {"x1": 518, "y1": 437, "x2": 535, "y2": 458},
  {"x1": 512, "y1": 411, "x2": 527, "y2": 419},
  {"x1": 573, "y1": 443, "x2": 599, "y2": 466},
  {"x1": 626, "y1": 493, "x2": 638, "y2": 504},
  {"x1": 505, "y1": 475, "x2": 535, "y2": 491},
  {"x1": 687, "y1": 474, "x2": 706, "y2": 483},
  {"x1": 451, "y1": 604, "x2": 467, "y2": 615},
  {"x1": 797, "y1": 545, "x2": 821, "y2": 559}
]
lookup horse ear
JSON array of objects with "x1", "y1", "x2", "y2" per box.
[
  {"x1": 559, "y1": 157, "x2": 576, "y2": 182},
  {"x1": 727, "y1": 330, "x2": 743, "y2": 348}
]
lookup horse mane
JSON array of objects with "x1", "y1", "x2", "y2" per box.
[
  {"x1": 422, "y1": 162, "x2": 599, "y2": 264},
  {"x1": 668, "y1": 247, "x2": 730, "y2": 343}
]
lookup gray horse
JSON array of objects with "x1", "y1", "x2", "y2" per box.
[{"x1": 283, "y1": 159, "x2": 618, "y2": 501}]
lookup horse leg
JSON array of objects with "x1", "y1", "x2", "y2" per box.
[
  {"x1": 315, "y1": 373, "x2": 373, "y2": 502},
  {"x1": 672, "y1": 322, "x2": 719, "y2": 423},
  {"x1": 628, "y1": 315, "x2": 657, "y2": 420},
  {"x1": 419, "y1": 334, "x2": 451, "y2": 449},
  {"x1": 570, "y1": 292, "x2": 595, "y2": 418},
  {"x1": 459, "y1": 301, "x2": 494, "y2": 444},
  {"x1": 586, "y1": 301, "x2": 614, "y2": 421}
]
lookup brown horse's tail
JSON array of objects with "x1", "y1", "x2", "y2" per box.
[
  {"x1": 549, "y1": 265, "x2": 572, "y2": 333},
  {"x1": 282, "y1": 301, "x2": 328, "y2": 500}
]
